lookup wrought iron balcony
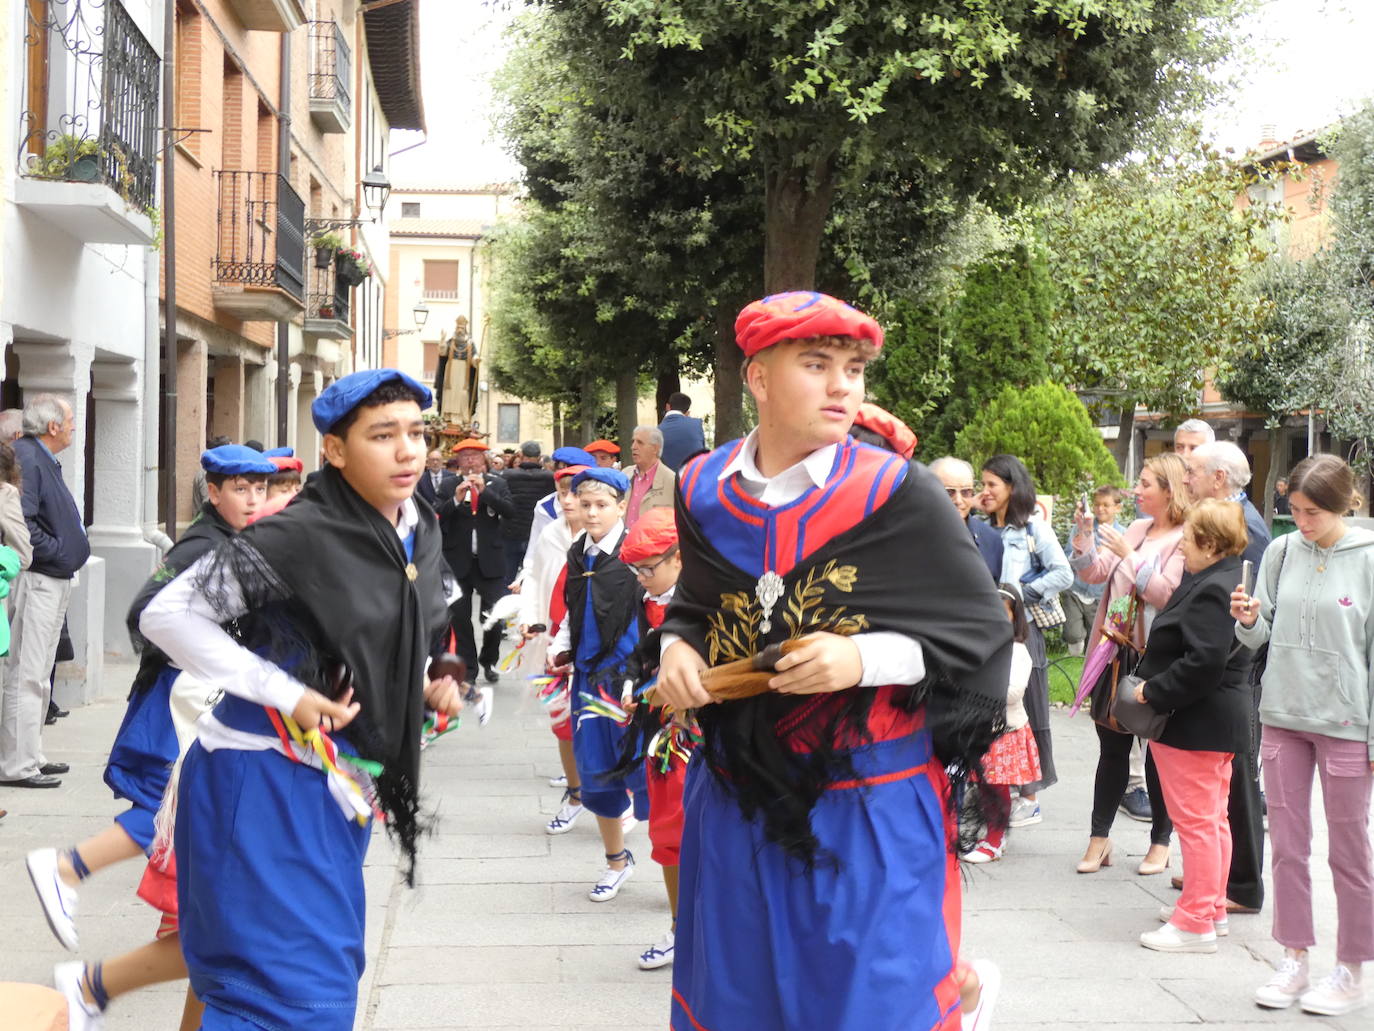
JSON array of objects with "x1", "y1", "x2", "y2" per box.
[
  {"x1": 309, "y1": 20, "x2": 352, "y2": 134},
  {"x1": 15, "y1": 0, "x2": 160, "y2": 246},
  {"x1": 213, "y1": 171, "x2": 306, "y2": 322},
  {"x1": 304, "y1": 264, "x2": 353, "y2": 341}
]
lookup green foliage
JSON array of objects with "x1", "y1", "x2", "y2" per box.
[
  {"x1": 865, "y1": 299, "x2": 951, "y2": 439},
  {"x1": 33, "y1": 134, "x2": 101, "y2": 180},
  {"x1": 955, "y1": 380, "x2": 1123, "y2": 499},
  {"x1": 1042, "y1": 139, "x2": 1284, "y2": 423},
  {"x1": 310, "y1": 231, "x2": 345, "y2": 251}
]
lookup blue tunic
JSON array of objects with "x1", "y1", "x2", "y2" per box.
[
  {"x1": 570, "y1": 549, "x2": 648, "y2": 820},
  {"x1": 104, "y1": 665, "x2": 180, "y2": 852}
]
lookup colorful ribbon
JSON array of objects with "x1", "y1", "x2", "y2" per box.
[{"x1": 266, "y1": 707, "x2": 374, "y2": 825}]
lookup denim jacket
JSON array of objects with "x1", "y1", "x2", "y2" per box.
[{"x1": 998, "y1": 517, "x2": 1072, "y2": 603}]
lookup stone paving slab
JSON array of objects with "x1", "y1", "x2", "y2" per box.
[{"x1": 2, "y1": 664, "x2": 1366, "y2": 1030}]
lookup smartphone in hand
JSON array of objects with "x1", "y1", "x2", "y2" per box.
[{"x1": 1242, "y1": 559, "x2": 1255, "y2": 599}]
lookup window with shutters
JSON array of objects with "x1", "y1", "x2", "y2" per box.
[{"x1": 423, "y1": 260, "x2": 459, "y2": 300}]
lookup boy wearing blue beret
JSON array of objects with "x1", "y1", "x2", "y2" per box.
[
  {"x1": 548, "y1": 466, "x2": 650, "y2": 901},
  {"x1": 27, "y1": 444, "x2": 277, "y2": 1028},
  {"x1": 132, "y1": 369, "x2": 462, "y2": 1031}
]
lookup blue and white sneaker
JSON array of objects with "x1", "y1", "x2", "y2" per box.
[
  {"x1": 589, "y1": 853, "x2": 635, "y2": 902},
  {"x1": 638, "y1": 929, "x2": 675, "y2": 970},
  {"x1": 545, "y1": 790, "x2": 583, "y2": 835}
]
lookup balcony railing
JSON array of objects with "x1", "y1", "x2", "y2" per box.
[
  {"x1": 16, "y1": 0, "x2": 160, "y2": 233},
  {"x1": 214, "y1": 170, "x2": 305, "y2": 300},
  {"x1": 309, "y1": 20, "x2": 351, "y2": 133}
]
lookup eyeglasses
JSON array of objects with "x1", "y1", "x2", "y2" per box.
[
  {"x1": 626, "y1": 549, "x2": 678, "y2": 578},
  {"x1": 945, "y1": 487, "x2": 978, "y2": 499}
]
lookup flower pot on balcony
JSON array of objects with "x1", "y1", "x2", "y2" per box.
[
  {"x1": 69, "y1": 155, "x2": 101, "y2": 183},
  {"x1": 318, "y1": 306, "x2": 334, "y2": 319},
  {"x1": 337, "y1": 262, "x2": 367, "y2": 288},
  {"x1": 314, "y1": 246, "x2": 334, "y2": 269}
]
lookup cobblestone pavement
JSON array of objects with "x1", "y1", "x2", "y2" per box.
[{"x1": 0, "y1": 660, "x2": 1365, "y2": 1029}]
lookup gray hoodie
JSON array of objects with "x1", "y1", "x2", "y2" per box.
[{"x1": 1236, "y1": 525, "x2": 1374, "y2": 758}]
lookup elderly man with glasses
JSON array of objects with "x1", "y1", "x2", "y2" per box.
[{"x1": 930, "y1": 456, "x2": 1001, "y2": 581}]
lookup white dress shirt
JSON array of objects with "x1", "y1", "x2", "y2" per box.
[{"x1": 662, "y1": 431, "x2": 924, "y2": 687}]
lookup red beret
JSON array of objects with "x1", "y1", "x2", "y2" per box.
[
  {"x1": 450, "y1": 438, "x2": 487, "y2": 454},
  {"x1": 619, "y1": 507, "x2": 679, "y2": 565},
  {"x1": 553, "y1": 464, "x2": 588, "y2": 482},
  {"x1": 735, "y1": 292, "x2": 884, "y2": 358},
  {"x1": 584, "y1": 439, "x2": 620, "y2": 455},
  {"x1": 268, "y1": 455, "x2": 304, "y2": 473},
  {"x1": 852, "y1": 403, "x2": 917, "y2": 460}
]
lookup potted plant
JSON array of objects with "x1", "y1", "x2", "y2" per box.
[
  {"x1": 335, "y1": 248, "x2": 372, "y2": 287},
  {"x1": 33, "y1": 134, "x2": 102, "y2": 183},
  {"x1": 310, "y1": 230, "x2": 345, "y2": 269},
  {"x1": 318, "y1": 303, "x2": 335, "y2": 319}
]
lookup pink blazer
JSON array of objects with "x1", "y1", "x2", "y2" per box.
[{"x1": 1072, "y1": 518, "x2": 1185, "y2": 652}]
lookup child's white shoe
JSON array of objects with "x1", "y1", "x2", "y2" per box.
[
  {"x1": 638, "y1": 928, "x2": 675, "y2": 970},
  {"x1": 589, "y1": 850, "x2": 635, "y2": 902}
]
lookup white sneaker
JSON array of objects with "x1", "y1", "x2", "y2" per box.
[
  {"x1": 27, "y1": 848, "x2": 79, "y2": 951},
  {"x1": 621, "y1": 812, "x2": 639, "y2": 835},
  {"x1": 54, "y1": 961, "x2": 104, "y2": 1031},
  {"x1": 960, "y1": 840, "x2": 1003, "y2": 864},
  {"x1": 1158, "y1": 905, "x2": 1228, "y2": 936},
  {"x1": 962, "y1": 958, "x2": 1001, "y2": 1031},
  {"x1": 476, "y1": 687, "x2": 494, "y2": 727},
  {"x1": 545, "y1": 791, "x2": 584, "y2": 835},
  {"x1": 1007, "y1": 798, "x2": 1041, "y2": 828},
  {"x1": 1139, "y1": 922, "x2": 1217, "y2": 953},
  {"x1": 1299, "y1": 964, "x2": 1366, "y2": 1016},
  {"x1": 548, "y1": 774, "x2": 568, "y2": 788},
  {"x1": 1255, "y1": 953, "x2": 1310, "y2": 1009},
  {"x1": 589, "y1": 856, "x2": 635, "y2": 902},
  {"x1": 638, "y1": 929, "x2": 675, "y2": 970}
]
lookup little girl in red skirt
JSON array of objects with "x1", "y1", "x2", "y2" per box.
[{"x1": 964, "y1": 584, "x2": 1041, "y2": 864}]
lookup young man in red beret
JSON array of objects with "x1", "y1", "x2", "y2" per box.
[{"x1": 654, "y1": 292, "x2": 1012, "y2": 1031}]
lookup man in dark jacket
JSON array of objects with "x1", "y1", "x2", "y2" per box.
[
  {"x1": 440, "y1": 439, "x2": 516, "y2": 684},
  {"x1": 1, "y1": 395, "x2": 91, "y2": 787},
  {"x1": 416, "y1": 448, "x2": 457, "y2": 509},
  {"x1": 501, "y1": 441, "x2": 554, "y2": 580},
  {"x1": 931, "y1": 456, "x2": 1003, "y2": 581},
  {"x1": 658, "y1": 392, "x2": 707, "y2": 472},
  {"x1": 1181, "y1": 439, "x2": 1270, "y2": 914}
]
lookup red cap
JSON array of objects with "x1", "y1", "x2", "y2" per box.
[
  {"x1": 735, "y1": 292, "x2": 883, "y2": 358},
  {"x1": 584, "y1": 439, "x2": 620, "y2": 455},
  {"x1": 852, "y1": 403, "x2": 917, "y2": 460},
  {"x1": 268, "y1": 455, "x2": 304, "y2": 473},
  {"x1": 553, "y1": 464, "x2": 588, "y2": 482},
  {"x1": 450, "y1": 438, "x2": 487, "y2": 454},
  {"x1": 619, "y1": 507, "x2": 679, "y2": 565}
]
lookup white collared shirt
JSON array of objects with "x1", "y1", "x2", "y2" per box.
[
  {"x1": 720, "y1": 430, "x2": 836, "y2": 507},
  {"x1": 660, "y1": 433, "x2": 925, "y2": 687},
  {"x1": 548, "y1": 521, "x2": 628, "y2": 660}
]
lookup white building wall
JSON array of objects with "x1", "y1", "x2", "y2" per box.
[{"x1": 0, "y1": 0, "x2": 165, "y2": 685}]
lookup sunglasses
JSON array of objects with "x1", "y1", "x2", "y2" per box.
[
  {"x1": 626, "y1": 548, "x2": 678, "y2": 578},
  {"x1": 945, "y1": 487, "x2": 979, "y2": 500}
]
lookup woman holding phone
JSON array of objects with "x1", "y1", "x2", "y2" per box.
[{"x1": 1233, "y1": 454, "x2": 1374, "y2": 1017}]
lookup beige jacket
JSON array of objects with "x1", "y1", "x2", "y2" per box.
[
  {"x1": 0, "y1": 481, "x2": 32, "y2": 570},
  {"x1": 634, "y1": 461, "x2": 676, "y2": 517}
]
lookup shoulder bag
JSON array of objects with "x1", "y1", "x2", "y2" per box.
[{"x1": 1021, "y1": 525, "x2": 1067, "y2": 630}]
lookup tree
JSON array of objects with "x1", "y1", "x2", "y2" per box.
[
  {"x1": 955, "y1": 381, "x2": 1123, "y2": 499},
  {"x1": 546, "y1": 0, "x2": 1245, "y2": 292},
  {"x1": 1217, "y1": 258, "x2": 1335, "y2": 521},
  {"x1": 1042, "y1": 141, "x2": 1282, "y2": 469}
]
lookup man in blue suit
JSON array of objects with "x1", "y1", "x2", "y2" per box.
[
  {"x1": 658, "y1": 392, "x2": 707, "y2": 472},
  {"x1": 930, "y1": 456, "x2": 1002, "y2": 582}
]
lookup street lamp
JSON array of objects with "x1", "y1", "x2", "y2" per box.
[
  {"x1": 362, "y1": 166, "x2": 391, "y2": 216},
  {"x1": 413, "y1": 301, "x2": 430, "y2": 329}
]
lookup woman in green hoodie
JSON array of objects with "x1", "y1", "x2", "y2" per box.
[{"x1": 1234, "y1": 454, "x2": 1374, "y2": 1019}]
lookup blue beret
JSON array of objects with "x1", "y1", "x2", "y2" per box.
[
  {"x1": 311, "y1": 369, "x2": 433, "y2": 434},
  {"x1": 571, "y1": 466, "x2": 630, "y2": 497},
  {"x1": 551, "y1": 446, "x2": 596, "y2": 467},
  {"x1": 261, "y1": 446, "x2": 294, "y2": 458},
  {"x1": 201, "y1": 444, "x2": 277, "y2": 476}
]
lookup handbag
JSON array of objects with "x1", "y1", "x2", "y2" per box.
[
  {"x1": 1086, "y1": 587, "x2": 1144, "y2": 733},
  {"x1": 1020, "y1": 527, "x2": 1066, "y2": 629},
  {"x1": 1111, "y1": 673, "x2": 1167, "y2": 740}
]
